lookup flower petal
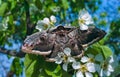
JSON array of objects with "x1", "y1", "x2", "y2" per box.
[
  {"x1": 36, "y1": 20, "x2": 45, "y2": 31},
  {"x1": 78, "y1": 9, "x2": 88, "y2": 19},
  {"x1": 100, "y1": 69, "x2": 104, "y2": 77},
  {"x1": 86, "y1": 63, "x2": 96, "y2": 73},
  {"x1": 109, "y1": 55, "x2": 114, "y2": 63},
  {"x1": 58, "y1": 52, "x2": 64, "y2": 57},
  {"x1": 81, "y1": 56, "x2": 89, "y2": 63},
  {"x1": 108, "y1": 64, "x2": 114, "y2": 72},
  {"x1": 50, "y1": 15, "x2": 56, "y2": 23},
  {"x1": 85, "y1": 72, "x2": 93, "y2": 77},
  {"x1": 95, "y1": 64, "x2": 101, "y2": 73},
  {"x1": 81, "y1": 11, "x2": 91, "y2": 20},
  {"x1": 84, "y1": 19, "x2": 94, "y2": 25},
  {"x1": 106, "y1": 70, "x2": 111, "y2": 76},
  {"x1": 68, "y1": 57, "x2": 75, "y2": 62},
  {"x1": 104, "y1": 69, "x2": 111, "y2": 76},
  {"x1": 95, "y1": 54, "x2": 103, "y2": 62},
  {"x1": 43, "y1": 17, "x2": 50, "y2": 25},
  {"x1": 72, "y1": 61, "x2": 80, "y2": 70},
  {"x1": 62, "y1": 63, "x2": 68, "y2": 71},
  {"x1": 76, "y1": 71, "x2": 84, "y2": 77},
  {"x1": 79, "y1": 24, "x2": 88, "y2": 30},
  {"x1": 55, "y1": 56, "x2": 63, "y2": 64},
  {"x1": 79, "y1": 9, "x2": 94, "y2": 25},
  {"x1": 63, "y1": 47, "x2": 71, "y2": 56}
]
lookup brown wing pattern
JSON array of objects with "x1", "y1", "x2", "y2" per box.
[{"x1": 22, "y1": 26, "x2": 106, "y2": 61}]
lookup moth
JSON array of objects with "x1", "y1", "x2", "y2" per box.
[{"x1": 22, "y1": 25, "x2": 106, "y2": 62}]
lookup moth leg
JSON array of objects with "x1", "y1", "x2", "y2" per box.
[
  {"x1": 22, "y1": 45, "x2": 51, "y2": 55},
  {"x1": 45, "y1": 58, "x2": 55, "y2": 62},
  {"x1": 32, "y1": 50, "x2": 51, "y2": 55},
  {"x1": 82, "y1": 36, "x2": 103, "y2": 48}
]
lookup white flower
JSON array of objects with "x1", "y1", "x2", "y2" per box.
[
  {"x1": 43, "y1": 17, "x2": 50, "y2": 25},
  {"x1": 76, "y1": 71, "x2": 84, "y2": 77},
  {"x1": 81, "y1": 56, "x2": 89, "y2": 63},
  {"x1": 55, "y1": 47, "x2": 75, "y2": 64},
  {"x1": 81, "y1": 54, "x2": 103, "y2": 63},
  {"x1": 85, "y1": 72, "x2": 93, "y2": 77},
  {"x1": 78, "y1": 9, "x2": 94, "y2": 30},
  {"x1": 50, "y1": 15, "x2": 56, "y2": 23},
  {"x1": 35, "y1": 20, "x2": 46, "y2": 31},
  {"x1": 72, "y1": 61, "x2": 95, "y2": 77},
  {"x1": 72, "y1": 61, "x2": 80, "y2": 70},
  {"x1": 72, "y1": 54, "x2": 97, "y2": 77},
  {"x1": 62, "y1": 63, "x2": 68, "y2": 71},
  {"x1": 63, "y1": 47, "x2": 71, "y2": 56},
  {"x1": 36, "y1": 15, "x2": 56, "y2": 31},
  {"x1": 82, "y1": 54, "x2": 105, "y2": 75},
  {"x1": 100, "y1": 65, "x2": 114, "y2": 77},
  {"x1": 86, "y1": 63, "x2": 96, "y2": 73},
  {"x1": 99, "y1": 56, "x2": 115, "y2": 77},
  {"x1": 55, "y1": 47, "x2": 75, "y2": 71},
  {"x1": 55, "y1": 55, "x2": 63, "y2": 64}
]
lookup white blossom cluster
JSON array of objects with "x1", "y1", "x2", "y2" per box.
[
  {"x1": 55, "y1": 47, "x2": 116, "y2": 77},
  {"x1": 78, "y1": 9, "x2": 94, "y2": 30},
  {"x1": 36, "y1": 15, "x2": 56, "y2": 31},
  {"x1": 36, "y1": 9, "x2": 94, "y2": 31}
]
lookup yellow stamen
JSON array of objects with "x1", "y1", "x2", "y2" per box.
[
  {"x1": 79, "y1": 19, "x2": 85, "y2": 24},
  {"x1": 89, "y1": 58, "x2": 94, "y2": 62},
  {"x1": 80, "y1": 65, "x2": 87, "y2": 73},
  {"x1": 102, "y1": 62, "x2": 108, "y2": 70}
]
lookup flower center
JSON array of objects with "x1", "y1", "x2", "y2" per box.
[
  {"x1": 79, "y1": 19, "x2": 85, "y2": 24},
  {"x1": 44, "y1": 24, "x2": 48, "y2": 29},
  {"x1": 80, "y1": 65, "x2": 87, "y2": 73},
  {"x1": 63, "y1": 55, "x2": 68, "y2": 62},
  {"x1": 102, "y1": 62, "x2": 108, "y2": 70},
  {"x1": 89, "y1": 58, "x2": 94, "y2": 62}
]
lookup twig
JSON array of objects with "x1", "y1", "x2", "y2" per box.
[
  {"x1": 24, "y1": 0, "x2": 35, "y2": 36},
  {"x1": 0, "y1": 48, "x2": 25, "y2": 58}
]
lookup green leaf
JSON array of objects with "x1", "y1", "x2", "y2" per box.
[
  {"x1": 10, "y1": 58, "x2": 23, "y2": 76},
  {"x1": 45, "y1": 64, "x2": 62, "y2": 77},
  {"x1": 86, "y1": 43, "x2": 102, "y2": 55},
  {"x1": 112, "y1": 65, "x2": 120, "y2": 76},
  {"x1": 100, "y1": 45, "x2": 113, "y2": 59},
  {"x1": 100, "y1": 12, "x2": 107, "y2": 17},
  {"x1": 0, "y1": 2, "x2": 7, "y2": 16},
  {"x1": 35, "y1": 0, "x2": 42, "y2": 10},
  {"x1": 9, "y1": 0, "x2": 17, "y2": 10},
  {"x1": 62, "y1": 0, "x2": 69, "y2": 9},
  {"x1": 62, "y1": 70, "x2": 72, "y2": 77},
  {"x1": 99, "y1": 20, "x2": 107, "y2": 26},
  {"x1": 86, "y1": 44, "x2": 113, "y2": 59},
  {"x1": 24, "y1": 54, "x2": 53, "y2": 77},
  {"x1": 24, "y1": 54, "x2": 44, "y2": 77}
]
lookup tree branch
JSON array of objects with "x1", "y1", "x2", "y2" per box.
[
  {"x1": 7, "y1": 71, "x2": 14, "y2": 77},
  {"x1": 24, "y1": 0, "x2": 35, "y2": 36},
  {"x1": 0, "y1": 48, "x2": 25, "y2": 58},
  {"x1": 0, "y1": 0, "x2": 36, "y2": 58}
]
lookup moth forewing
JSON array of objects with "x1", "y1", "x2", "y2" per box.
[{"x1": 78, "y1": 27, "x2": 106, "y2": 48}]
